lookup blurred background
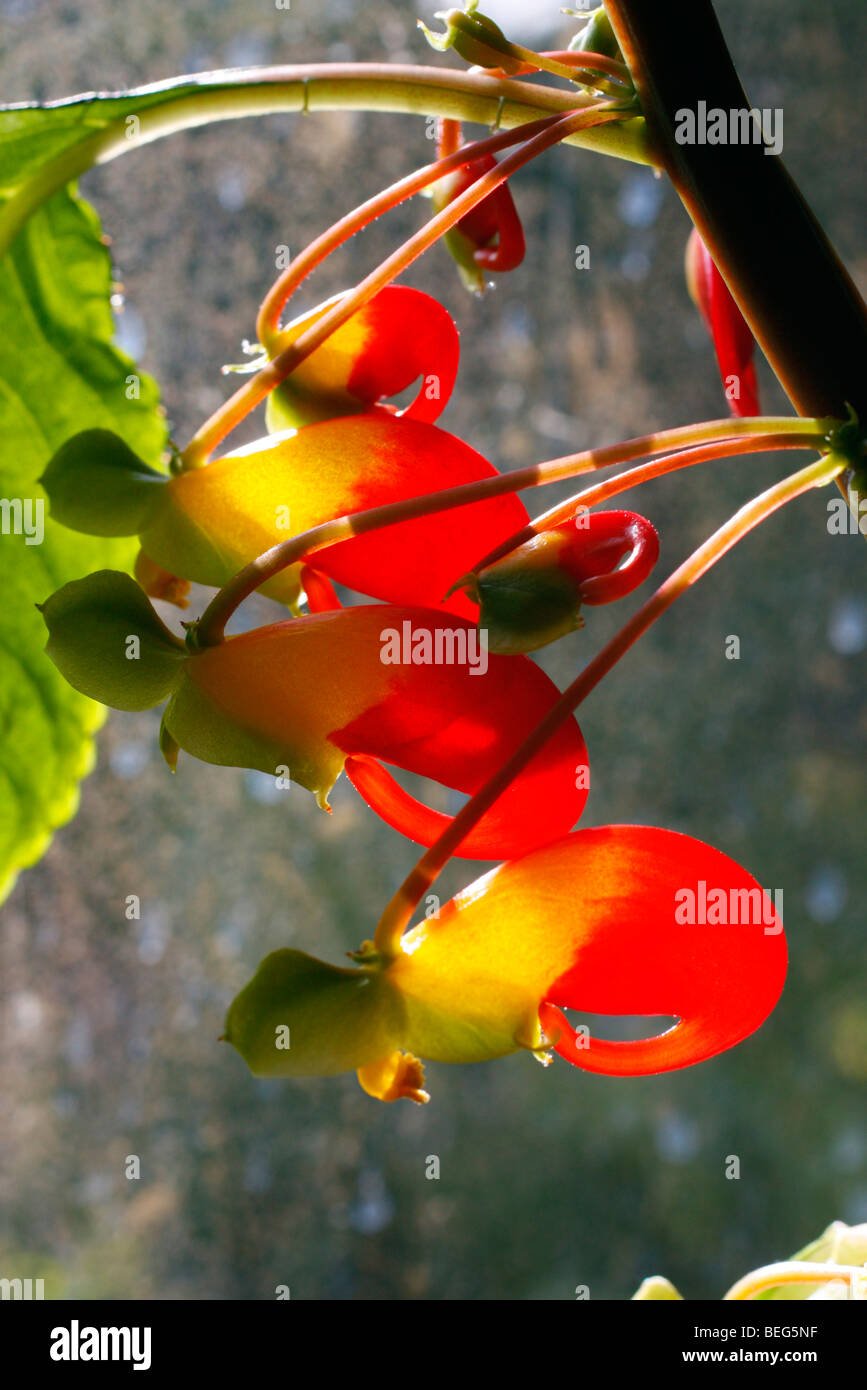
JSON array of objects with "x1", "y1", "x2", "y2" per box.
[{"x1": 1, "y1": 0, "x2": 866, "y2": 1299}]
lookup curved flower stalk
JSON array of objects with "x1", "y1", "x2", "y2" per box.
[
  {"x1": 686, "y1": 226, "x2": 760, "y2": 417},
  {"x1": 254, "y1": 111, "x2": 587, "y2": 357},
  {"x1": 181, "y1": 103, "x2": 631, "y2": 469},
  {"x1": 260, "y1": 285, "x2": 460, "y2": 430},
  {"x1": 40, "y1": 414, "x2": 529, "y2": 618},
  {"x1": 224, "y1": 825, "x2": 786, "y2": 1102},
  {"x1": 188, "y1": 419, "x2": 831, "y2": 649},
  {"x1": 452, "y1": 508, "x2": 660, "y2": 653},
  {"x1": 40, "y1": 572, "x2": 588, "y2": 860}
]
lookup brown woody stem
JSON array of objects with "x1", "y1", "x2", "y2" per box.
[{"x1": 604, "y1": 0, "x2": 867, "y2": 479}]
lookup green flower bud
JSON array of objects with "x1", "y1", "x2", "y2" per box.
[
  {"x1": 453, "y1": 510, "x2": 659, "y2": 654},
  {"x1": 419, "y1": 4, "x2": 526, "y2": 74},
  {"x1": 456, "y1": 539, "x2": 585, "y2": 655},
  {"x1": 566, "y1": 5, "x2": 629, "y2": 91},
  {"x1": 568, "y1": 5, "x2": 622, "y2": 59}
]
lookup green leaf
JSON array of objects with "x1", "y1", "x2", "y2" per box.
[{"x1": 0, "y1": 181, "x2": 166, "y2": 902}]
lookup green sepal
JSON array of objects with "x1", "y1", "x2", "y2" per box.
[
  {"x1": 41, "y1": 569, "x2": 186, "y2": 711},
  {"x1": 442, "y1": 226, "x2": 490, "y2": 296},
  {"x1": 568, "y1": 6, "x2": 622, "y2": 58},
  {"x1": 419, "y1": 5, "x2": 525, "y2": 74},
  {"x1": 41, "y1": 428, "x2": 167, "y2": 537},
  {"x1": 224, "y1": 948, "x2": 407, "y2": 1078},
  {"x1": 159, "y1": 715, "x2": 180, "y2": 771},
  {"x1": 460, "y1": 565, "x2": 584, "y2": 655}
]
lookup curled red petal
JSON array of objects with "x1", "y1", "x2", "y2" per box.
[
  {"x1": 344, "y1": 286, "x2": 460, "y2": 422},
  {"x1": 345, "y1": 755, "x2": 460, "y2": 849},
  {"x1": 442, "y1": 154, "x2": 526, "y2": 273},
  {"x1": 537, "y1": 825, "x2": 786, "y2": 1074},
  {"x1": 300, "y1": 565, "x2": 342, "y2": 613},
  {"x1": 345, "y1": 748, "x2": 583, "y2": 861},
  {"x1": 686, "y1": 227, "x2": 760, "y2": 417},
  {"x1": 561, "y1": 510, "x2": 660, "y2": 605},
  {"x1": 273, "y1": 286, "x2": 459, "y2": 424}
]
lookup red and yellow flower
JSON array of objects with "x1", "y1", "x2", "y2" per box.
[{"x1": 224, "y1": 826, "x2": 787, "y2": 1102}]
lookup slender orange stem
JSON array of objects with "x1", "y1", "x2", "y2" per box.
[
  {"x1": 191, "y1": 418, "x2": 830, "y2": 647},
  {"x1": 467, "y1": 433, "x2": 820, "y2": 573},
  {"x1": 436, "y1": 117, "x2": 463, "y2": 160},
  {"x1": 181, "y1": 103, "x2": 628, "y2": 468},
  {"x1": 372, "y1": 450, "x2": 846, "y2": 958}
]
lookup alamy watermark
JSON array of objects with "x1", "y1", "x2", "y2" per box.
[
  {"x1": 827, "y1": 493, "x2": 867, "y2": 536},
  {"x1": 49, "y1": 1321, "x2": 151, "y2": 1371},
  {"x1": 675, "y1": 102, "x2": 783, "y2": 156},
  {"x1": 380, "y1": 621, "x2": 489, "y2": 675},
  {"x1": 675, "y1": 881, "x2": 783, "y2": 934},
  {"x1": 1, "y1": 1276, "x2": 44, "y2": 1299},
  {"x1": 0, "y1": 497, "x2": 43, "y2": 545}
]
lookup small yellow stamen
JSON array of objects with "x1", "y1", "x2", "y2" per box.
[{"x1": 357, "y1": 1051, "x2": 430, "y2": 1104}]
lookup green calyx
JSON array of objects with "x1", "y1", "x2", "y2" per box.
[
  {"x1": 442, "y1": 225, "x2": 490, "y2": 296},
  {"x1": 225, "y1": 940, "x2": 536, "y2": 1084},
  {"x1": 40, "y1": 429, "x2": 168, "y2": 537},
  {"x1": 454, "y1": 560, "x2": 584, "y2": 654},
  {"x1": 223, "y1": 949, "x2": 407, "y2": 1077},
  {"x1": 41, "y1": 569, "x2": 186, "y2": 711},
  {"x1": 826, "y1": 404, "x2": 867, "y2": 498},
  {"x1": 566, "y1": 5, "x2": 632, "y2": 95}
]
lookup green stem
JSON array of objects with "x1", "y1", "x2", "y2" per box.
[
  {"x1": 372, "y1": 450, "x2": 845, "y2": 959},
  {"x1": 190, "y1": 417, "x2": 827, "y2": 647},
  {"x1": 0, "y1": 64, "x2": 651, "y2": 257}
]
